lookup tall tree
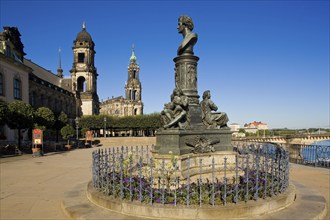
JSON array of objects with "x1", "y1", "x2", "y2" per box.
[
  {"x1": 7, "y1": 100, "x2": 34, "y2": 148},
  {"x1": 60, "y1": 124, "x2": 75, "y2": 145},
  {"x1": 34, "y1": 107, "x2": 55, "y2": 129},
  {"x1": 54, "y1": 111, "x2": 68, "y2": 142}
]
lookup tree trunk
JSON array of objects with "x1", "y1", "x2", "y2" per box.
[
  {"x1": 18, "y1": 128, "x2": 21, "y2": 148},
  {"x1": 56, "y1": 129, "x2": 59, "y2": 142}
]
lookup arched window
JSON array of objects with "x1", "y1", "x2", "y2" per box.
[
  {"x1": 77, "y1": 76, "x2": 86, "y2": 92},
  {"x1": 13, "y1": 78, "x2": 21, "y2": 99},
  {"x1": 132, "y1": 90, "x2": 136, "y2": 101},
  {"x1": 130, "y1": 90, "x2": 136, "y2": 101}
]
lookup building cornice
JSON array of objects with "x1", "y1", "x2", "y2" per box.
[{"x1": 0, "y1": 53, "x2": 32, "y2": 72}]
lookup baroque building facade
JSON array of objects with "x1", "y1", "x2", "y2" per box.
[
  {"x1": 0, "y1": 26, "x2": 78, "y2": 143},
  {"x1": 0, "y1": 27, "x2": 31, "y2": 141},
  {"x1": 100, "y1": 46, "x2": 143, "y2": 116},
  {"x1": 0, "y1": 24, "x2": 144, "y2": 143},
  {"x1": 0, "y1": 25, "x2": 100, "y2": 143}
]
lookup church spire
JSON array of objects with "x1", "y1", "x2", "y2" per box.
[
  {"x1": 130, "y1": 44, "x2": 136, "y2": 63},
  {"x1": 82, "y1": 21, "x2": 86, "y2": 30},
  {"x1": 57, "y1": 48, "x2": 63, "y2": 78}
]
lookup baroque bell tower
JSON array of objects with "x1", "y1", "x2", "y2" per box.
[
  {"x1": 70, "y1": 22, "x2": 99, "y2": 116},
  {"x1": 125, "y1": 45, "x2": 143, "y2": 115}
]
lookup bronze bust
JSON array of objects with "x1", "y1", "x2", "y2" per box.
[{"x1": 177, "y1": 15, "x2": 198, "y2": 55}]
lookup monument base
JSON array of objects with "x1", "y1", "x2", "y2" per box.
[
  {"x1": 153, "y1": 151, "x2": 237, "y2": 180},
  {"x1": 155, "y1": 128, "x2": 232, "y2": 155}
]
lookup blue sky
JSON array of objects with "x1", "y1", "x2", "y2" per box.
[{"x1": 1, "y1": 0, "x2": 329, "y2": 129}]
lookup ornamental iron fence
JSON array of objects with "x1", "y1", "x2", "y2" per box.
[
  {"x1": 92, "y1": 144, "x2": 289, "y2": 207},
  {"x1": 289, "y1": 144, "x2": 330, "y2": 168}
]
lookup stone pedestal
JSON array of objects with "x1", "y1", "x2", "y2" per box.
[
  {"x1": 174, "y1": 55, "x2": 202, "y2": 127},
  {"x1": 153, "y1": 150, "x2": 237, "y2": 180},
  {"x1": 155, "y1": 128, "x2": 232, "y2": 155}
]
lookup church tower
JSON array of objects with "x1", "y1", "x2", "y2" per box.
[
  {"x1": 125, "y1": 45, "x2": 143, "y2": 115},
  {"x1": 70, "y1": 22, "x2": 99, "y2": 116}
]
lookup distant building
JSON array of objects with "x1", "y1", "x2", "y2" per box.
[
  {"x1": 244, "y1": 121, "x2": 268, "y2": 133},
  {"x1": 229, "y1": 123, "x2": 240, "y2": 137},
  {"x1": 99, "y1": 46, "x2": 143, "y2": 117}
]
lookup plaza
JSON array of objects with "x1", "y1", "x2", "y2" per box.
[
  {"x1": 1, "y1": 1, "x2": 329, "y2": 219},
  {"x1": 1, "y1": 137, "x2": 329, "y2": 219}
]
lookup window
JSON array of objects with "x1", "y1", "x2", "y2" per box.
[
  {"x1": 5, "y1": 46, "x2": 11, "y2": 57},
  {"x1": 78, "y1": 53, "x2": 85, "y2": 63},
  {"x1": 30, "y1": 91, "x2": 36, "y2": 107},
  {"x1": 77, "y1": 77, "x2": 86, "y2": 92},
  {"x1": 0, "y1": 73, "x2": 3, "y2": 96},
  {"x1": 13, "y1": 78, "x2": 21, "y2": 99}
]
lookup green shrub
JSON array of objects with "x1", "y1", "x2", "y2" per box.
[{"x1": 60, "y1": 124, "x2": 75, "y2": 145}]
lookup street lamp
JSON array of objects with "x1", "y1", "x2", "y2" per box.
[
  {"x1": 104, "y1": 117, "x2": 107, "y2": 138},
  {"x1": 75, "y1": 117, "x2": 79, "y2": 141}
]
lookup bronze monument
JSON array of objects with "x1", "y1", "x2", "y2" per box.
[{"x1": 155, "y1": 15, "x2": 232, "y2": 155}]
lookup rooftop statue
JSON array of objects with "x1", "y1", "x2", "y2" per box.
[
  {"x1": 200, "y1": 90, "x2": 229, "y2": 129},
  {"x1": 177, "y1": 15, "x2": 198, "y2": 56}
]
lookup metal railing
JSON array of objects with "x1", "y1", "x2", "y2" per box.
[
  {"x1": 289, "y1": 144, "x2": 330, "y2": 168},
  {"x1": 92, "y1": 144, "x2": 289, "y2": 207}
]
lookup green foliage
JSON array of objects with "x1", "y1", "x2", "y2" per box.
[
  {"x1": 33, "y1": 124, "x2": 46, "y2": 131},
  {"x1": 54, "y1": 111, "x2": 68, "y2": 130},
  {"x1": 58, "y1": 111, "x2": 68, "y2": 125},
  {"x1": 272, "y1": 129, "x2": 297, "y2": 136},
  {"x1": 34, "y1": 107, "x2": 55, "y2": 129},
  {"x1": 79, "y1": 115, "x2": 102, "y2": 130},
  {"x1": 60, "y1": 124, "x2": 75, "y2": 140},
  {"x1": 7, "y1": 100, "x2": 34, "y2": 130},
  {"x1": 255, "y1": 129, "x2": 270, "y2": 137},
  {"x1": 238, "y1": 128, "x2": 246, "y2": 133},
  {"x1": 79, "y1": 113, "x2": 161, "y2": 130},
  {"x1": 0, "y1": 99, "x2": 8, "y2": 126},
  {"x1": 52, "y1": 111, "x2": 68, "y2": 142}
]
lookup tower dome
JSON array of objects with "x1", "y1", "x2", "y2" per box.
[{"x1": 76, "y1": 22, "x2": 92, "y2": 43}]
